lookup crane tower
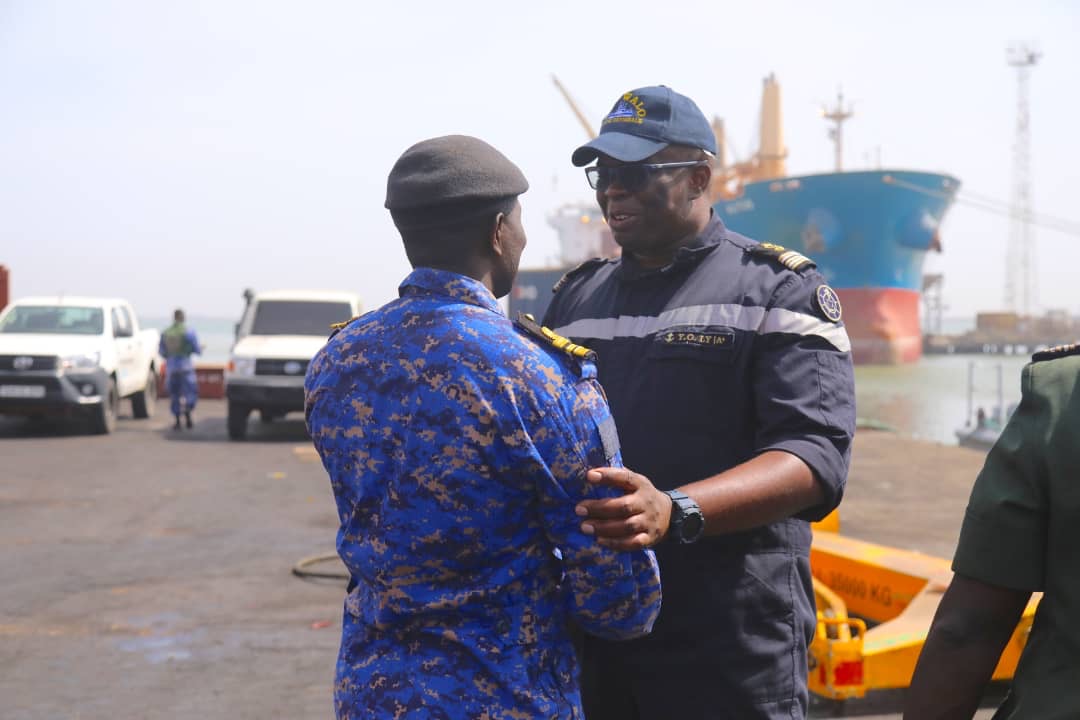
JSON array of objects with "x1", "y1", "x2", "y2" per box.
[{"x1": 1005, "y1": 46, "x2": 1040, "y2": 317}]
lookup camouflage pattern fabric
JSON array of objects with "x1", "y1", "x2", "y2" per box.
[{"x1": 305, "y1": 268, "x2": 661, "y2": 720}]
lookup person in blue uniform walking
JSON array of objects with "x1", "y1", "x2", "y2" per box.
[
  {"x1": 159, "y1": 308, "x2": 202, "y2": 430},
  {"x1": 304, "y1": 135, "x2": 662, "y2": 720},
  {"x1": 542, "y1": 86, "x2": 856, "y2": 720}
]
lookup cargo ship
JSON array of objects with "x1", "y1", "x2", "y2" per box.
[
  {"x1": 511, "y1": 75, "x2": 960, "y2": 365},
  {"x1": 715, "y1": 169, "x2": 959, "y2": 364}
]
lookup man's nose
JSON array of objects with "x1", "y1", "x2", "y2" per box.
[{"x1": 600, "y1": 178, "x2": 631, "y2": 197}]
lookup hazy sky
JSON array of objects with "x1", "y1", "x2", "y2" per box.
[{"x1": 1, "y1": 0, "x2": 1077, "y2": 321}]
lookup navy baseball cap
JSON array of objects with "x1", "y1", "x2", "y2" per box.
[{"x1": 571, "y1": 85, "x2": 717, "y2": 167}]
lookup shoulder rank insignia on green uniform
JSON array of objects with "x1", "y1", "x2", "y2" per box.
[
  {"x1": 1031, "y1": 342, "x2": 1080, "y2": 362},
  {"x1": 748, "y1": 242, "x2": 817, "y2": 273},
  {"x1": 552, "y1": 257, "x2": 608, "y2": 294},
  {"x1": 515, "y1": 312, "x2": 596, "y2": 361}
]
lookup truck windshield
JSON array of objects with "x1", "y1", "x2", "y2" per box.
[
  {"x1": 249, "y1": 301, "x2": 353, "y2": 336},
  {"x1": 0, "y1": 306, "x2": 105, "y2": 335}
]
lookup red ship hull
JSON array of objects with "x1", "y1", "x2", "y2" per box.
[{"x1": 837, "y1": 288, "x2": 922, "y2": 365}]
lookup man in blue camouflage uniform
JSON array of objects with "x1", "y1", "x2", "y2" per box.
[
  {"x1": 159, "y1": 308, "x2": 202, "y2": 430},
  {"x1": 543, "y1": 86, "x2": 856, "y2": 719},
  {"x1": 305, "y1": 135, "x2": 661, "y2": 720}
]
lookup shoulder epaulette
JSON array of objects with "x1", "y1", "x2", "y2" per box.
[
  {"x1": 552, "y1": 257, "x2": 609, "y2": 294},
  {"x1": 327, "y1": 315, "x2": 362, "y2": 341},
  {"x1": 514, "y1": 312, "x2": 596, "y2": 361},
  {"x1": 1032, "y1": 342, "x2": 1080, "y2": 362},
  {"x1": 747, "y1": 242, "x2": 817, "y2": 273}
]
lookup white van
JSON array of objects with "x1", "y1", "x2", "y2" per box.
[{"x1": 224, "y1": 289, "x2": 362, "y2": 440}]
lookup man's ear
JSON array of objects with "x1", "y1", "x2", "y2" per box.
[
  {"x1": 489, "y1": 212, "x2": 507, "y2": 257},
  {"x1": 687, "y1": 163, "x2": 712, "y2": 200}
]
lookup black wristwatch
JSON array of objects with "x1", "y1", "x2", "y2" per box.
[{"x1": 663, "y1": 490, "x2": 705, "y2": 544}]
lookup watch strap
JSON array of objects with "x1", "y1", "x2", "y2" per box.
[{"x1": 664, "y1": 489, "x2": 704, "y2": 544}]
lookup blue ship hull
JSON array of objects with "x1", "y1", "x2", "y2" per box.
[
  {"x1": 715, "y1": 170, "x2": 960, "y2": 363},
  {"x1": 714, "y1": 170, "x2": 960, "y2": 290}
]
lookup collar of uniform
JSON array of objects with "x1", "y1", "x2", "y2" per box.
[
  {"x1": 616, "y1": 213, "x2": 726, "y2": 281},
  {"x1": 398, "y1": 267, "x2": 502, "y2": 314}
]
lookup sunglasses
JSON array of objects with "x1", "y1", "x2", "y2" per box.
[{"x1": 585, "y1": 160, "x2": 707, "y2": 192}]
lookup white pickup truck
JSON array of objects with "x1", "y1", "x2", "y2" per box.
[
  {"x1": 0, "y1": 296, "x2": 161, "y2": 433},
  {"x1": 225, "y1": 289, "x2": 362, "y2": 440}
]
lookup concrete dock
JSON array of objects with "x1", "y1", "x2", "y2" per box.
[{"x1": 0, "y1": 400, "x2": 1007, "y2": 719}]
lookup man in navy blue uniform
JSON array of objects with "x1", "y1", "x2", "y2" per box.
[
  {"x1": 543, "y1": 86, "x2": 856, "y2": 720},
  {"x1": 305, "y1": 135, "x2": 661, "y2": 719}
]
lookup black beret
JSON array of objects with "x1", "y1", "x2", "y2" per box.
[{"x1": 385, "y1": 135, "x2": 529, "y2": 215}]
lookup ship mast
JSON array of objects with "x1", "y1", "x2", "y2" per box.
[{"x1": 821, "y1": 90, "x2": 854, "y2": 172}]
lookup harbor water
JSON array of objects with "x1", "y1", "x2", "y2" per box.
[
  {"x1": 149, "y1": 316, "x2": 1032, "y2": 448},
  {"x1": 855, "y1": 353, "x2": 1029, "y2": 445}
]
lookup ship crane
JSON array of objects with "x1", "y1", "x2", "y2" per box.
[{"x1": 550, "y1": 75, "x2": 596, "y2": 141}]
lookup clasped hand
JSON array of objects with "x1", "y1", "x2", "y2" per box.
[{"x1": 575, "y1": 467, "x2": 672, "y2": 551}]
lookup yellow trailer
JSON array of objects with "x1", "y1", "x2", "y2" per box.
[{"x1": 807, "y1": 529, "x2": 1040, "y2": 700}]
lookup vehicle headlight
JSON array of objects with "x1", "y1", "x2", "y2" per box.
[
  {"x1": 228, "y1": 355, "x2": 256, "y2": 376},
  {"x1": 61, "y1": 352, "x2": 101, "y2": 370}
]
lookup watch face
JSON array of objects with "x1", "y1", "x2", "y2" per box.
[{"x1": 681, "y1": 513, "x2": 705, "y2": 541}]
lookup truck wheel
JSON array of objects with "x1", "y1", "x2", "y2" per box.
[
  {"x1": 90, "y1": 378, "x2": 119, "y2": 435},
  {"x1": 131, "y1": 370, "x2": 157, "y2": 419},
  {"x1": 227, "y1": 400, "x2": 250, "y2": 440}
]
